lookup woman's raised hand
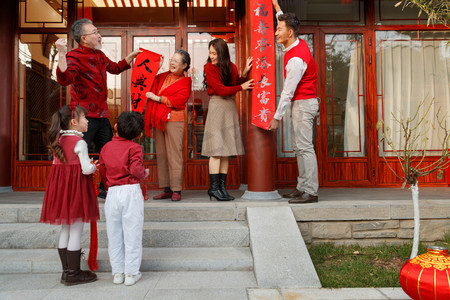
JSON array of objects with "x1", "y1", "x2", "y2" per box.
[
  {"x1": 243, "y1": 56, "x2": 253, "y2": 77},
  {"x1": 159, "y1": 56, "x2": 164, "y2": 70},
  {"x1": 241, "y1": 79, "x2": 254, "y2": 91}
]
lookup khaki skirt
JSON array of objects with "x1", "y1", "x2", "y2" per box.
[{"x1": 201, "y1": 95, "x2": 245, "y2": 157}]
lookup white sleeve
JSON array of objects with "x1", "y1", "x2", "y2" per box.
[
  {"x1": 273, "y1": 57, "x2": 307, "y2": 120},
  {"x1": 74, "y1": 140, "x2": 97, "y2": 175},
  {"x1": 276, "y1": 10, "x2": 283, "y2": 23}
]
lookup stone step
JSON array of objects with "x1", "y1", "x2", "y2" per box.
[
  {"x1": 0, "y1": 221, "x2": 249, "y2": 249},
  {"x1": 0, "y1": 247, "x2": 253, "y2": 274},
  {"x1": 0, "y1": 202, "x2": 240, "y2": 223}
]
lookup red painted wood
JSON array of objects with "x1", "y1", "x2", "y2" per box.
[
  {"x1": 0, "y1": 0, "x2": 15, "y2": 187},
  {"x1": 184, "y1": 160, "x2": 240, "y2": 189},
  {"x1": 11, "y1": 0, "x2": 449, "y2": 191},
  {"x1": 244, "y1": 0, "x2": 276, "y2": 193},
  {"x1": 274, "y1": 157, "x2": 447, "y2": 188}
]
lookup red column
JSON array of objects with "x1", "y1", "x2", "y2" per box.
[
  {"x1": 0, "y1": 1, "x2": 15, "y2": 188},
  {"x1": 243, "y1": 0, "x2": 279, "y2": 198},
  {"x1": 247, "y1": 124, "x2": 277, "y2": 192}
]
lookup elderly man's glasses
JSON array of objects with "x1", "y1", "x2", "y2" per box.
[{"x1": 83, "y1": 30, "x2": 101, "y2": 36}]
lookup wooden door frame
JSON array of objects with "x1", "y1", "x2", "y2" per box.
[
  {"x1": 318, "y1": 28, "x2": 375, "y2": 187},
  {"x1": 183, "y1": 28, "x2": 242, "y2": 189},
  {"x1": 96, "y1": 27, "x2": 244, "y2": 190}
]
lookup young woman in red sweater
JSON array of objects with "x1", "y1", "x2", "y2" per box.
[{"x1": 202, "y1": 38, "x2": 253, "y2": 201}]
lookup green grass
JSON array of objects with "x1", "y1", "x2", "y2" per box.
[{"x1": 308, "y1": 235, "x2": 450, "y2": 288}]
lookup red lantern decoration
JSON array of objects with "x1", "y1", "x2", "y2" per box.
[{"x1": 399, "y1": 246, "x2": 450, "y2": 300}]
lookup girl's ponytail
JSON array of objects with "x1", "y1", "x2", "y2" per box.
[
  {"x1": 47, "y1": 105, "x2": 88, "y2": 163},
  {"x1": 47, "y1": 108, "x2": 66, "y2": 163}
]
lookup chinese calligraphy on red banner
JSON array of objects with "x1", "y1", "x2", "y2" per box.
[
  {"x1": 130, "y1": 48, "x2": 162, "y2": 113},
  {"x1": 250, "y1": 0, "x2": 276, "y2": 130}
]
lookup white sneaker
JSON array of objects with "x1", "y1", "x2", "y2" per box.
[
  {"x1": 124, "y1": 272, "x2": 142, "y2": 286},
  {"x1": 113, "y1": 273, "x2": 125, "y2": 284}
]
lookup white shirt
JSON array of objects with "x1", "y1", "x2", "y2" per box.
[{"x1": 273, "y1": 11, "x2": 308, "y2": 121}]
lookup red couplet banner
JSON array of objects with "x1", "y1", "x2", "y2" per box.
[
  {"x1": 250, "y1": 0, "x2": 276, "y2": 130},
  {"x1": 130, "y1": 48, "x2": 162, "y2": 113}
]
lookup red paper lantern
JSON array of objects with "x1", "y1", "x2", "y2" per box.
[{"x1": 399, "y1": 246, "x2": 450, "y2": 300}]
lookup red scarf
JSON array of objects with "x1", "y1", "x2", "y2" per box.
[{"x1": 144, "y1": 71, "x2": 192, "y2": 135}]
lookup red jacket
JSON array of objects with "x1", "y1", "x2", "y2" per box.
[
  {"x1": 144, "y1": 71, "x2": 191, "y2": 135},
  {"x1": 56, "y1": 45, "x2": 131, "y2": 118},
  {"x1": 204, "y1": 62, "x2": 247, "y2": 97},
  {"x1": 99, "y1": 136, "x2": 147, "y2": 189},
  {"x1": 283, "y1": 39, "x2": 317, "y2": 100}
]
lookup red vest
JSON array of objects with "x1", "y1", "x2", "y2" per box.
[{"x1": 283, "y1": 39, "x2": 317, "y2": 100}]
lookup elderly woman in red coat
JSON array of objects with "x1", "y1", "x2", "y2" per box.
[{"x1": 145, "y1": 50, "x2": 192, "y2": 201}]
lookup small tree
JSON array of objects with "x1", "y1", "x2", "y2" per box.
[
  {"x1": 376, "y1": 100, "x2": 450, "y2": 259},
  {"x1": 395, "y1": 0, "x2": 449, "y2": 26}
]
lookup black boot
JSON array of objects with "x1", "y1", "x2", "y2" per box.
[
  {"x1": 58, "y1": 248, "x2": 68, "y2": 284},
  {"x1": 65, "y1": 249, "x2": 97, "y2": 286},
  {"x1": 208, "y1": 174, "x2": 230, "y2": 201},
  {"x1": 219, "y1": 173, "x2": 234, "y2": 201},
  {"x1": 98, "y1": 181, "x2": 107, "y2": 199}
]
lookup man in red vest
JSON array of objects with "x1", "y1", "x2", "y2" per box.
[
  {"x1": 55, "y1": 19, "x2": 140, "y2": 198},
  {"x1": 268, "y1": 0, "x2": 319, "y2": 203}
]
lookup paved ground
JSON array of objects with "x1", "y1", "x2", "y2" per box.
[
  {"x1": 3, "y1": 187, "x2": 445, "y2": 299},
  {"x1": 0, "y1": 272, "x2": 410, "y2": 300}
]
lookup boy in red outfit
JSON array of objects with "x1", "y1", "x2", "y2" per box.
[{"x1": 99, "y1": 111, "x2": 148, "y2": 286}]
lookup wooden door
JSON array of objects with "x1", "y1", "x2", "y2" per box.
[
  {"x1": 317, "y1": 32, "x2": 375, "y2": 186},
  {"x1": 98, "y1": 28, "x2": 242, "y2": 190}
]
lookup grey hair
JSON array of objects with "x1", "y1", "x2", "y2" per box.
[
  {"x1": 175, "y1": 49, "x2": 191, "y2": 72},
  {"x1": 71, "y1": 19, "x2": 93, "y2": 44}
]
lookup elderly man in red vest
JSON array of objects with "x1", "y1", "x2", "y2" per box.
[
  {"x1": 268, "y1": 0, "x2": 319, "y2": 204},
  {"x1": 55, "y1": 19, "x2": 140, "y2": 198}
]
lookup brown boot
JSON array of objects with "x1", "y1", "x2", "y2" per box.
[
  {"x1": 58, "y1": 248, "x2": 68, "y2": 284},
  {"x1": 65, "y1": 249, "x2": 97, "y2": 286}
]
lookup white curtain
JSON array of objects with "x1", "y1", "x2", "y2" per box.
[
  {"x1": 344, "y1": 48, "x2": 366, "y2": 157},
  {"x1": 277, "y1": 107, "x2": 293, "y2": 157},
  {"x1": 378, "y1": 39, "x2": 450, "y2": 156}
]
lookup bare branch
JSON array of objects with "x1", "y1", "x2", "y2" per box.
[
  {"x1": 381, "y1": 155, "x2": 406, "y2": 183},
  {"x1": 378, "y1": 98, "x2": 450, "y2": 186},
  {"x1": 396, "y1": 0, "x2": 449, "y2": 26}
]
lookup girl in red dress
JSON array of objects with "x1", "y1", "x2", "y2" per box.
[{"x1": 40, "y1": 105, "x2": 99, "y2": 286}]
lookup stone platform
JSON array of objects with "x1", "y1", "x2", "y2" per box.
[{"x1": 1, "y1": 187, "x2": 449, "y2": 246}]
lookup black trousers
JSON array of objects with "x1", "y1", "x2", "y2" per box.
[
  {"x1": 83, "y1": 118, "x2": 113, "y2": 154},
  {"x1": 83, "y1": 117, "x2": 113, "y2": 192}
]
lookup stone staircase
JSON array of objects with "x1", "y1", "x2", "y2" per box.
[
  {"x1": 0, "y1": 202, "x2": 253, "y2": 275},
  {"x1": 0, "y1": 195, "x2": 321, "y2": 290}
]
